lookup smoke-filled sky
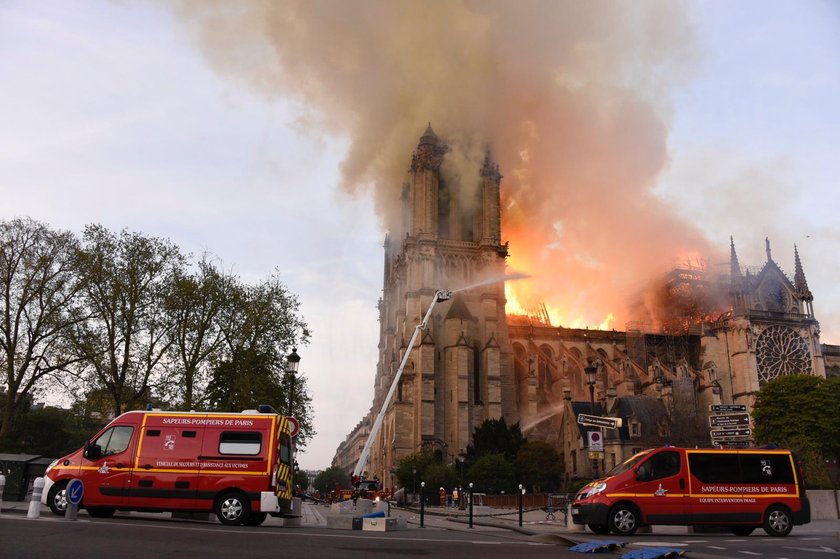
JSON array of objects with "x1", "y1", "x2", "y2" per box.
[{"x1": 1, "y1": 0, "x2": 838, "y2": 469}]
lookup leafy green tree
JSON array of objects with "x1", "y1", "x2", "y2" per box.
[
  {"x1": 753, "y1": 374, "x2": 840, "y2": 488},
  {"x1": 0, "y1": 218, "x2": 88, "y2": 441},
  {"x1": 294, "y1": 468, "x2": 310, "y2": 491},
  {"x1": 515, "y1": 440, "x2": 563, "y2": 492},
  {"x1": 71, "y1": 224, "x2": 185, "y2": 415},
  {"x1": 423, "y1": 462, "x2": 458, "y2": 491},
  {"x1": 466, "y1": 453, "x2": 516, "y2": 495},
  {"x1": 465, "y1": 417, "x2": 526, "y2": 466},
  {"x1": 394, "y1": 451, "x2": 436, "y2": 491},
  {"x1": 163, "y1": 255, "x2": 233, "y2": 410},
  {"x1": 313, "y1": 466, "x2": 351, "y2": 493}
]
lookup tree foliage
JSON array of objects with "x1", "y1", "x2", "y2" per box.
[
  {"x1": 465, "y1": 453, "x2": 516, "y2": 494},
  {"x1": 465, "y1": 417, "x2": 526, "y2": 466},
  {"x1": 313, "y1": 466, "x2": 351, "y2": 493},
  {"x1": 0, "y1": 218, "x2": 87, "y2": 440},
  {"x1": 394, "y1": 451, "x2": 437, "y2": 490},
  {"x1": 753, "y1": 374, "x2": 840, "y2": 488},
  {"x1": 515, "y1": 440, "x2": 563, "y2": 493},
  {"x1": 71, "y1": 225, "x2": 185, "y2": 415}
]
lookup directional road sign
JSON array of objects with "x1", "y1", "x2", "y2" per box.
[
  {"x1": 713, "y1": 440, "x2": 752, "y2": 448},
  {"x1": 66, "y1": 479, "x2": 84, "y2": 506},
  {"x1": 577, "y1": 414, "x2": 622, "y2": 429},
  {"x1": 709, "y1": 413, "x2": 751, "y2": 428},
  {"x1": 710, "y1": 404, "x2": 747, "y2": 413},
  {"x1": 710, "y1": 427, "x2": 751, "y2": 439}
]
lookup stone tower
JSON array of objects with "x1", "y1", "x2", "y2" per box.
[
  {"x1": 366, "y1": 125, "x2": 513, "y2": 482},
  {"x1": 703, "y1": 237, "x2": 826, "y2": 408}
]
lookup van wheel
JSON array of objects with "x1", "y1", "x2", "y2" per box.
[
  {"x1": 588, "y1": 524, "x2": 610, "y2": 534},
  {"x1": 608, "y1": 504, "x2": 640, "y2": 536},
  {"x1": 763, "y1": 505, "x2": 792, "y2": 537},
  {"x1": 729, "y1": 526, "x2": 755, "y2": 536},
  {"x1": 244, "y1": 512, "x2": 267, "y2": 526},
  {"x1": 87, "y1": 507, "x2": 116, "y2": 518},
  {"x1": 216, "y1": 491, "x2": 251, "y2": 526},
  {"x1": 47, "y1": 481, "x2": 68, "y2": 516}
]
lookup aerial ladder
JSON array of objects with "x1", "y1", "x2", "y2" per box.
[{"x1": 352, "y1": 289, "x2": 452, "y2": 482}]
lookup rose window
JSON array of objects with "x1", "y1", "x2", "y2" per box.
[{"x1": 755, "y1": 325, "x2": 812, "y2": 383}]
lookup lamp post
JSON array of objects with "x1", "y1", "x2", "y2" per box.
[
  {"x1": 584, "y1": 362, "x2": 599, "y2": 480},
  {"x1": 468, "y1": 482, "x2": 474, "y2": 528},
  {"x1": 286, "y1": 348, "x2": 301, "y2": 417},
  {"x1": 518, "y1": 484, "x2": 524, "y2": 527}
]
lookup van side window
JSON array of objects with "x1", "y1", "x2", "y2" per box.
[
  {"x1": 219, "y1": 431, "x2": 261, "y2": 455},
  {"x1": 688, "y1": 452, "x2": 740, "y2": 483},
  {"x1": 739, "y1": 453, "x2": 795, "y2": 484},
  {"x1": 94, "y1": 426, "x2": 134, "y2": 456},
  {"x1": 279, "y1": 433, "x2": 291, "y2": 462},
  {"x1": 647, "y1": 450, "x2": 681, "y2": 480}
]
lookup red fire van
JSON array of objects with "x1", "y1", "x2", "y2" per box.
[
  {"x1": 572, "y1": 446, "x2": 810, "y2": 537},
  {"x1": 42, "y1": 407, "x2": 297, "y2": 525}
]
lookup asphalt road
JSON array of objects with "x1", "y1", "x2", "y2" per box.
[{"x1": 1, "y1": 506, "x2": 838, "y2": 559}]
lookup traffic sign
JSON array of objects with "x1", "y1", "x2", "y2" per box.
[
  {"x1": 713, "y1": 440, "x2": 752, "y2": 448},
  {"x1": 709, "y1": 413, "x2": 751, "y2": 428},
  {"x1": 710, "y1": 404, "x2": 747, "y2": 413},
  {"x1": 577, "y1": 414, "x2": 622, "y2": 429},
  {"x1": 587, "y1": 430, "x2": 604, "y2": 452},
  {"x1": 710, "y1": 427, "x2": 751, "y2": 439},
  {"x1": 66, "y1": 479, "x2": 84, "y2": 506},
  {"x1": 287, "y1": 416, "x2": 300, "y2": 438}
]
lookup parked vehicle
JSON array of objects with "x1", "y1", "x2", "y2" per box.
[
  {"x1": 572, "y1": 446, "x2": 810, "y2": 537},
  {"x1": 42, "y1": 406, "x2": 297, "y2": 526}
]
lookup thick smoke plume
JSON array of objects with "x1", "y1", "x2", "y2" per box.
[{"x1": 166, "y1": 0, "x2": 721, "y2": 329}]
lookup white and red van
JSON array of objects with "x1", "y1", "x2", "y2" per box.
[
  {"x1": 572, "y1": 446, "x2": 810, "y2": 537},
  {"x1": 42, "y1": 407, "x2": 297, "y2": 525}
]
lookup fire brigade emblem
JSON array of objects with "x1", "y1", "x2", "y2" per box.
[
  {"x1": 98, "y1": 462, "x2": 110, "y2": 474},
  {"x1": 654, "y1": 483, "x2": 668, "y2": 497},
  {"x1": 164, "y1": 435, "x2": 175, "y2": 450}
]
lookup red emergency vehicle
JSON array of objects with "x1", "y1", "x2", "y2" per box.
[
  {"x1": 572, "y1": 446, "x2": 810, "y2": 537},
  {"x1": 42, "y1": 406, "x2": 297, "y2": 525}
]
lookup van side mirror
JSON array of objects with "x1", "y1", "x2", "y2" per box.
[{"x1": 84, "y1": 440, "x2": 102, "y2": 460}]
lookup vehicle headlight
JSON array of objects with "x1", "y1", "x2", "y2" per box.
[
  {"x1": 45, "y1": 459, "x2": 59, "y2": 474},
  {"x1": 580, "y1": 482, "x2": 607, "y2": 499}
]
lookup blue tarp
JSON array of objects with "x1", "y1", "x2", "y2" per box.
[
  {"x1": 569, "y1": 540, "x2": 627, "y2": 553},
  {"x1": 359, "y1": 510, "x2": 385, "y2": 519}
]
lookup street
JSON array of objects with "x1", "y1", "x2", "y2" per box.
[{"x1": 0, "y1": 503, "x2": 838, "y2": 559}]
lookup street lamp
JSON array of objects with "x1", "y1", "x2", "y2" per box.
[
  {"x1": 584, "y1": 362, "x2": 599, "y2": 479},
  {"x1": 286, "y1": 348, "x2": 301, "y2": 417},
  {"x1": 412, "y1": 466, "x2": 417, "y2": 500}
]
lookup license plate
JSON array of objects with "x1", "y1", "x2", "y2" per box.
[{"x1": 571, "y1": 507, "x2": 580, "y2": 515}]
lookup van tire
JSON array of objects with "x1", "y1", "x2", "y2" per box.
[
  {"x1": 216, "y1": 491, "x2": 251, "y2": 526},
  {"x1": 47, "y1": 481, "x2": 68, "y2": 516},
  {"x1": 729, "y1": 526, "x2": 755, "y2": 536},
  {"x1": 588, "y1": 524, "x2": 610, "y2": 534},
  {"x1": 763, "y1": 505, "x2": 792, "y2": 537},
  {"x1": 608, "y1": 504, "x2": 640, "y2": 536},
  {"x1": 244, "y1": 512, "x2": 268, "y2": 526}
]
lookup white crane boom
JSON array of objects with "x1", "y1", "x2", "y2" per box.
[{"x1": 352, "y1": 289, "x2": 452, "y2": 479}]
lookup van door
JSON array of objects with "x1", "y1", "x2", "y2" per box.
[
  {"x1": 82, "y1": 425, "x2": 136, "y2": 509},
  {"x1": 630, "y1": 449, "x2": 690, "y2": 524},
  {"x1": 131, "y1": 415, "x2": 204, "y2": 511}
]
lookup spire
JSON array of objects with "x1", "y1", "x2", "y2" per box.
[
  {"x1": 765, "y1": 237, "x2": 773, "y2": 262},
  {"x1": 729, "y1": 236, "x2": 742, "y2": 278},
  {"x1": 794, "y1": 245, "x2": 813, "y2": 301},
  {"x1": 419, "y1": 122, "x2": 437, "y2": 146}
]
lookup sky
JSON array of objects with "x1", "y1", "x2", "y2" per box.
[{"x1": 1, "y1": 1, "x2": 838, "y2": 470}]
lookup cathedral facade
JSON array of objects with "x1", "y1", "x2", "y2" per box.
[{"x1": 332, "y1": 127, "x2": 839, "y2": 487}]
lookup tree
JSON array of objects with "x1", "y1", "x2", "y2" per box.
[
  {"x1": 394, "y1": 451, "x2": 436, "y2": 490},
  {"x1": 163, "y1": 255, "x2": 233, "y2": 410},
  {"x1": 465, "y1": 453, "x2": 516, "y2": 495},
  {"x1": 753, "y1": 374, "x2": 840, "y2": 488},
  {"x1": 423, "y1": 462, "x2": 458, "y2": 491},
  {"x1": 515, "y1": 440, "x2": 563, "y2": 493},
  {"x1": 208, "y1": 272, "x2": 312, "y2": 444},
  {"x1": 71, "y1": 225, "x2": 185, "y2": 415},
  {"x1": 465, "y1": 418, "x2": 526, "y2": 466},
  {"x1": 0, "y1": 218, "x2": 88, "y2": 441},
  {"x1": 313, "y1": 466, "x2": 351, "y2": 494}
]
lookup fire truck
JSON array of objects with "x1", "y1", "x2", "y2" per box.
[{"x1": 42, "y1": 405, "x2": 297, "y2": 525}]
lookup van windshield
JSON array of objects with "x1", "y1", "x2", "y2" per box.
[{"x1": 605, "y1": 449, "x2": 652, "y2": 477}]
